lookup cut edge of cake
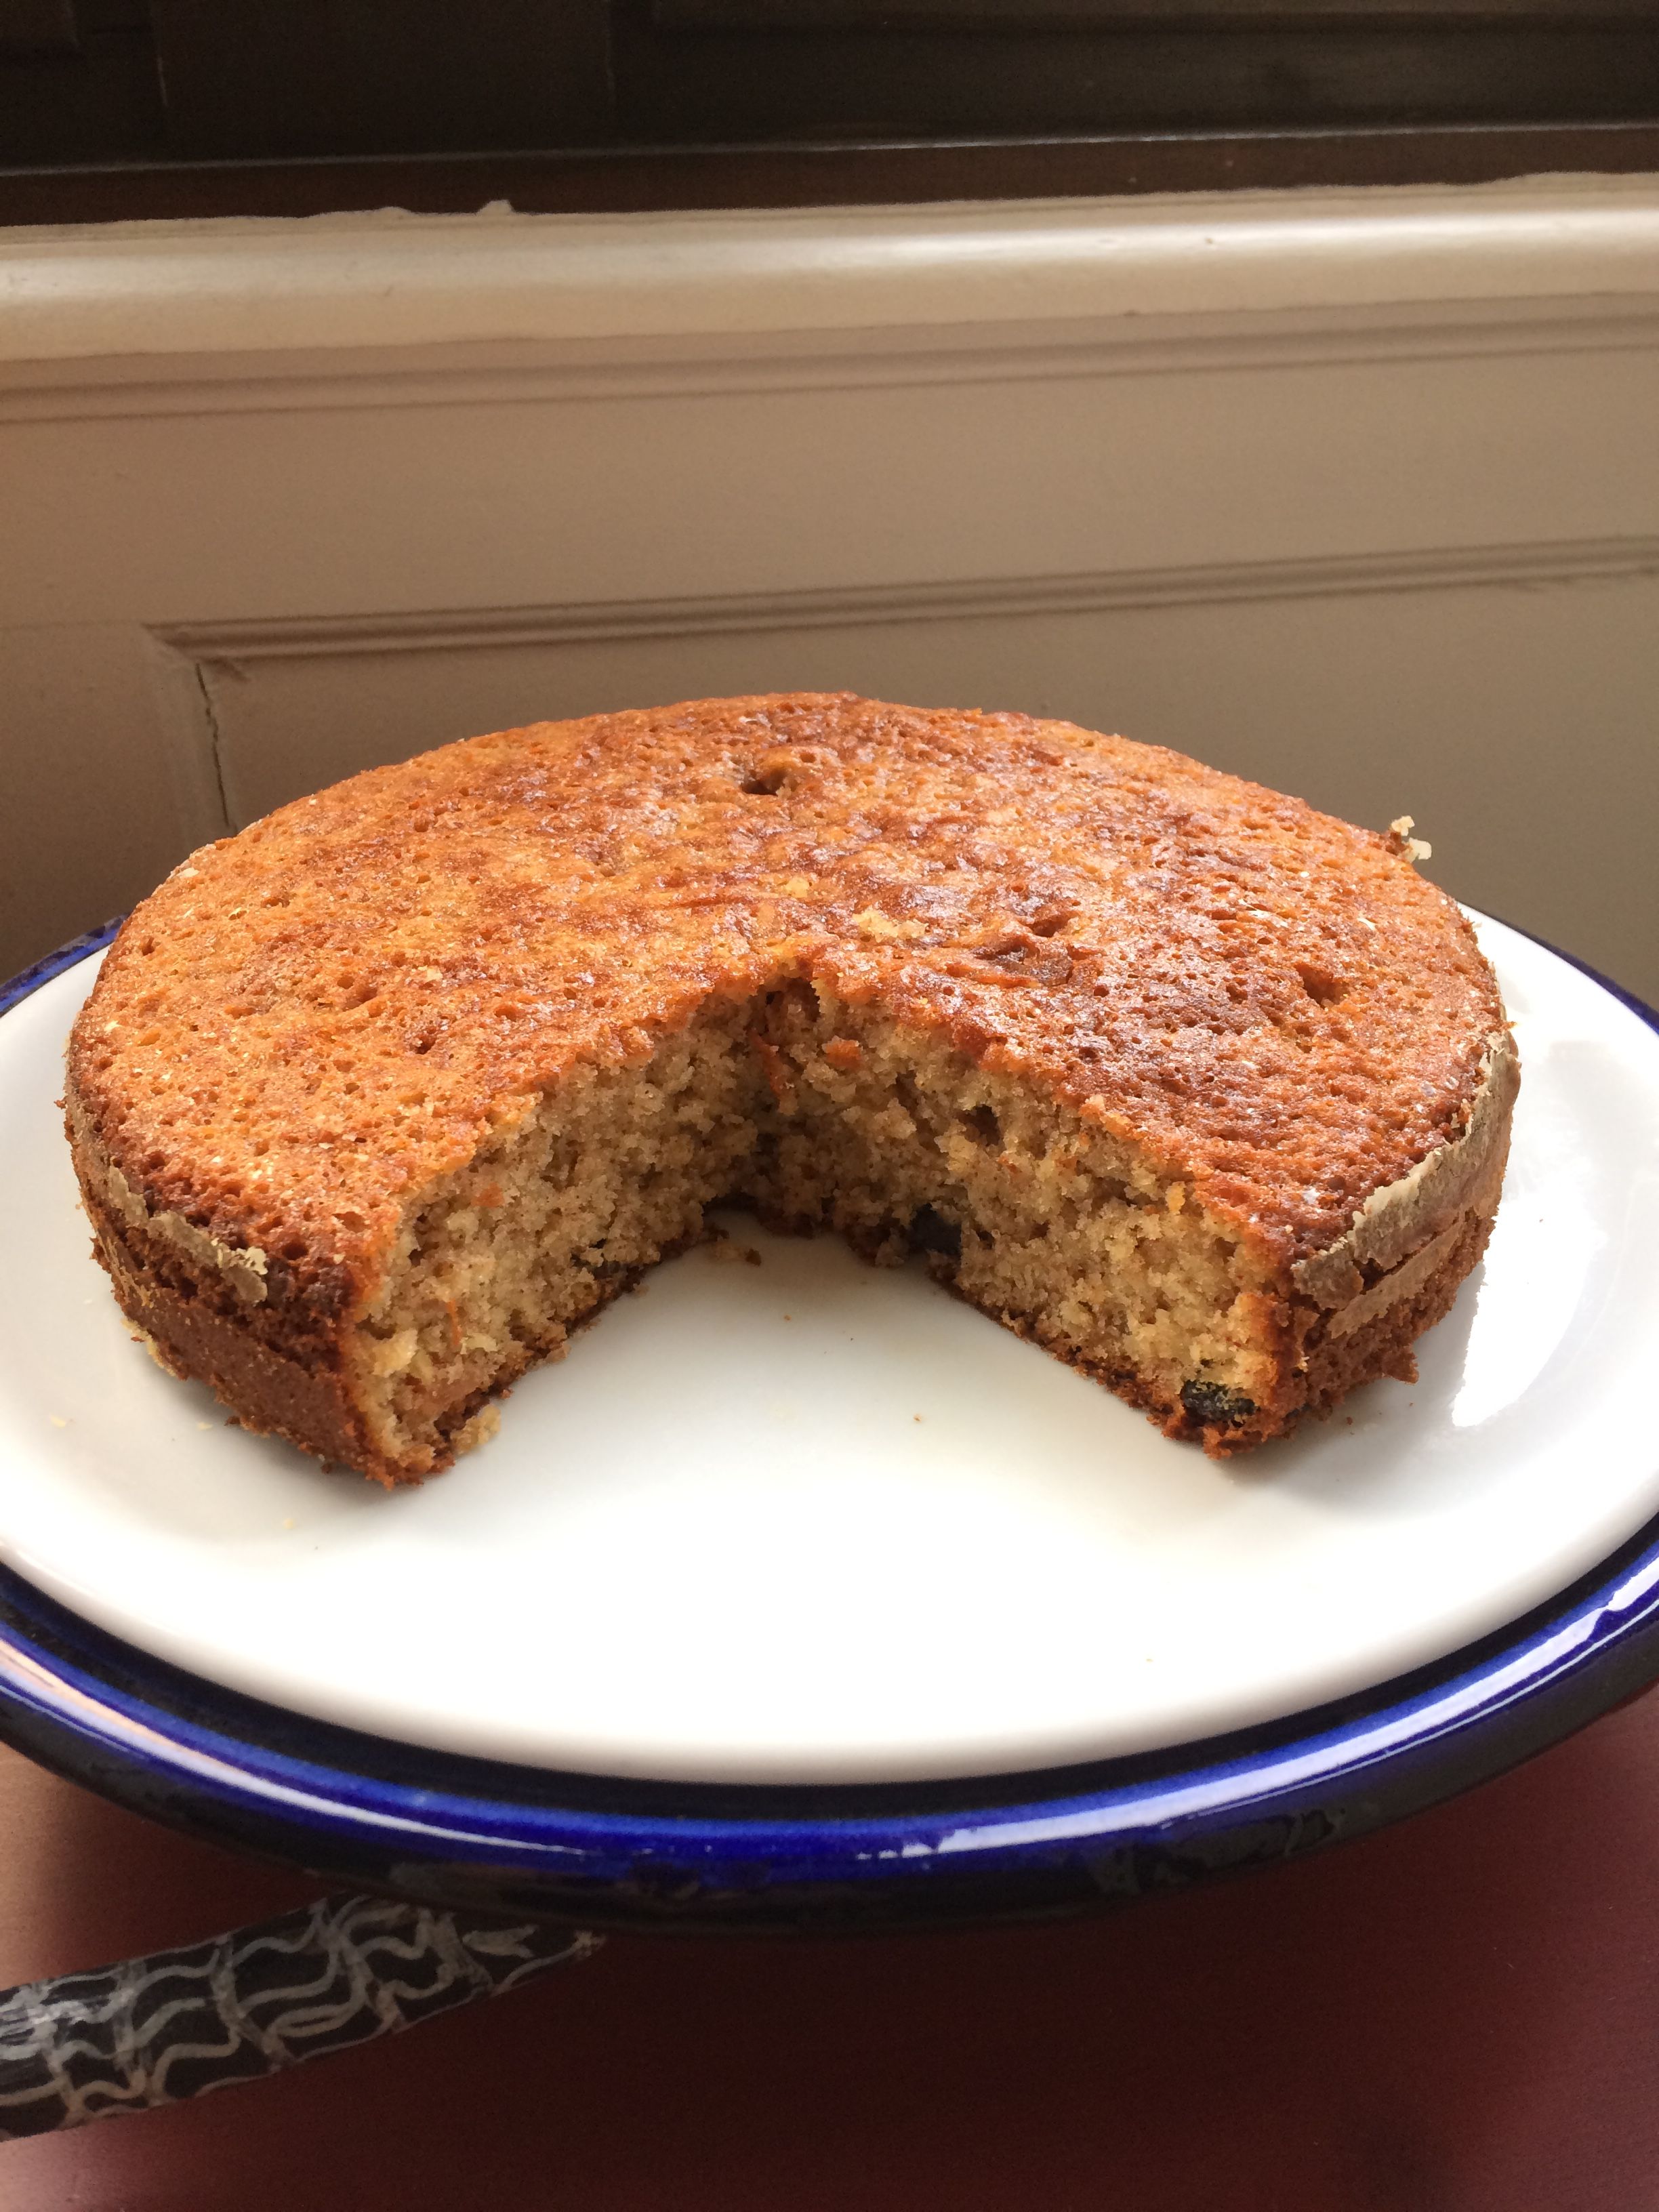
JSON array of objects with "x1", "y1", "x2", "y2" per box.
[{"x1": 65, "y1": 981, "x2": 1517, "y2": 1486}]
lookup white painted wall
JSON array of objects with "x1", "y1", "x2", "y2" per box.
[{"x1": 3, "y1": 180, "x2": 1656, "y2": 997}]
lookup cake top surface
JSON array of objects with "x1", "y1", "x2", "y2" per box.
[{"x1": 68, "y1": 693, "x2": 1507, "y2": 1294}]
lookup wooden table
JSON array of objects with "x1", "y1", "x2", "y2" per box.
[{"x1": 5, "y1": 1694, "x2": 1659, "y2": 2211}]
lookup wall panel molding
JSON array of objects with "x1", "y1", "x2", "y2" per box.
[
  {"x1": 6, "y1": 302, "x2": 1659, "y2": 424},
  {"x1": 2, "y1": 178, "x2": 1658, "y2": 426},
  {"x1": 6, "y1": 184, "x2": 1659, "y2": 362},
  {"x1": 156, "y1": 534, "x2": 1659, "y2": 678}
]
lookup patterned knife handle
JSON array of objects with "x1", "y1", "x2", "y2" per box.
[{"x1": 0, "y1": 1896, "x2": 603, "y2": 2140}]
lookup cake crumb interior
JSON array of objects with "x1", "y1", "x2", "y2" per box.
[{"x1": 351, "y1": 982, "x2": 1275, "y2": 1475}]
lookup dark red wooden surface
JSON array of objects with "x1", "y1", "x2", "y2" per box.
[{"x1": 5, "y1": 1695, "x2": 1659, "y2": 2209}]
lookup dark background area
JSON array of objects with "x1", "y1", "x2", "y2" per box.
[{"x1": 3, "y1": 0, "x2": 1659, "y2": 222}]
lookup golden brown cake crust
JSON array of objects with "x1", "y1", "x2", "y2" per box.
[{"x1": 65, "y1": 693, "x2": 1514, "y2": 1473}]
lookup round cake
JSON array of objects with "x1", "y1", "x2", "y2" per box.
[{"x1": 64, "y1": 693, "x2": 1517, "y2": 1486}]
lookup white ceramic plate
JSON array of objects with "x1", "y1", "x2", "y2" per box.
[{"x1": 1, "y1": 914, "x2": 1656, "y2": 1784}]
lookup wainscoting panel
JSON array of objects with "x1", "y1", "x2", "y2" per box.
[{"x1": 3, "y1": 185, "x2": 1657, "y2": 1000}]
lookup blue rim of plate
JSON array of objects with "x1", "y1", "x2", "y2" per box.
[{"x1": 3, "y1": 916, "x2": 1658, "y2": 1934}]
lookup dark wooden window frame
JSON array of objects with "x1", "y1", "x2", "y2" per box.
[{"x1": 3, "y1": 0, "x2": 1658, "y2": 225}]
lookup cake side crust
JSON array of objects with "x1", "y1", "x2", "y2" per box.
[
  {"x1": 1292, "y1": 1029, "x2": 1519, "y2": 1309},
  {"x1": 76, "y1": 1155, "x2": 384, "y2": 1479}
]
